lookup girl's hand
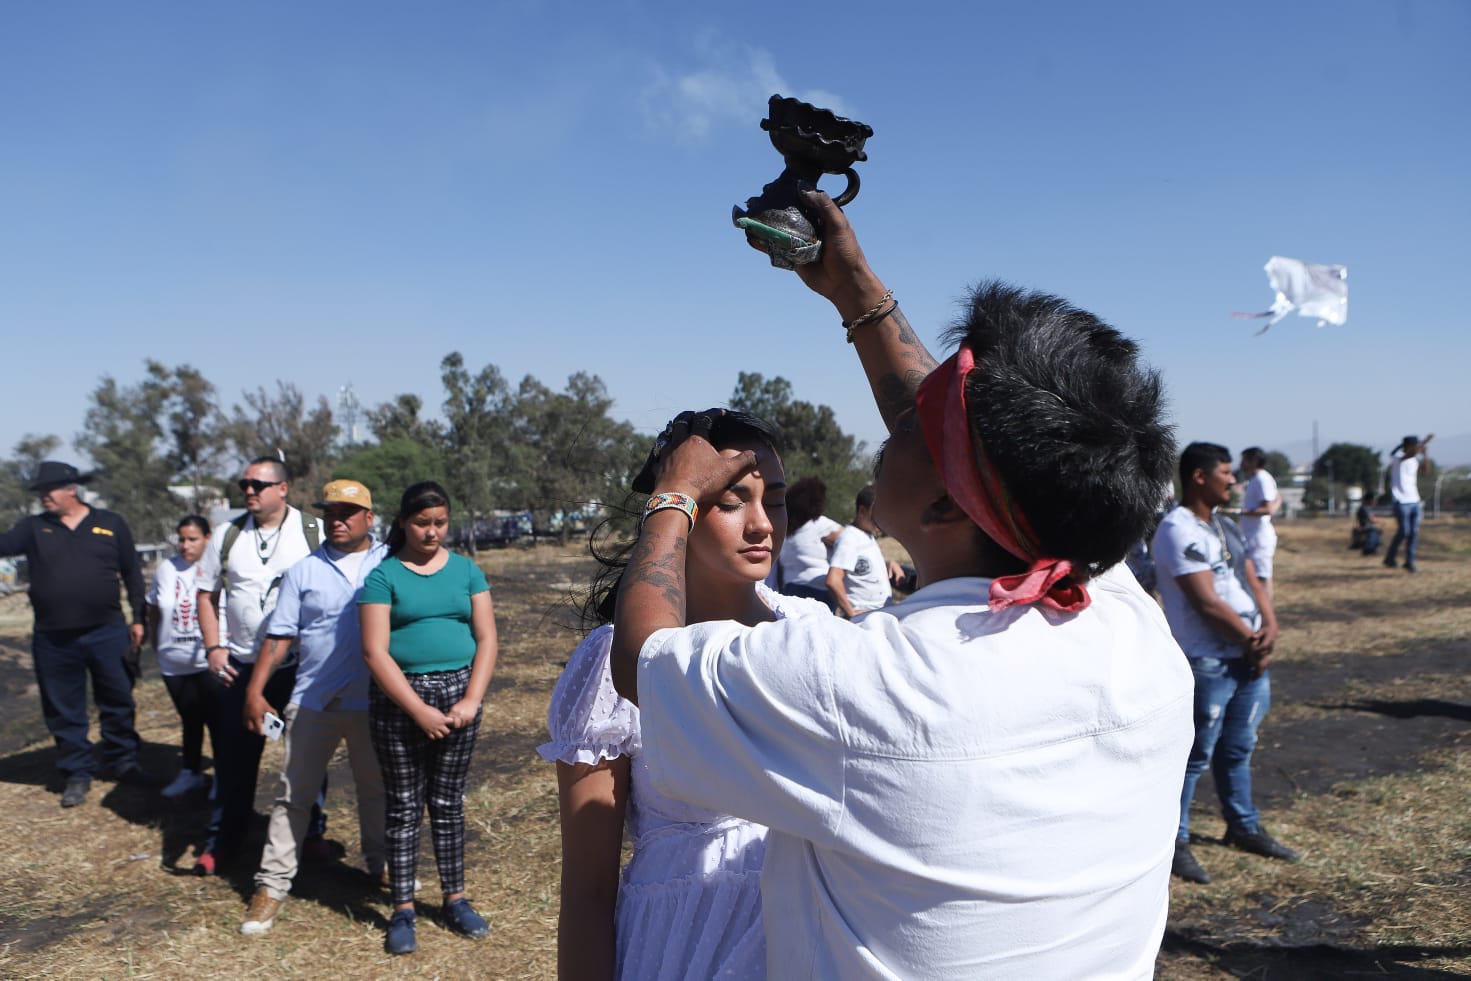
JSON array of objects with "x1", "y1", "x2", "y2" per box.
[
  {"x1": 447, "y1": 698, "x2": 482, "y2": 729},
  {"x1": 414, "y1": 705, "x2": 453, "y2": 740}
]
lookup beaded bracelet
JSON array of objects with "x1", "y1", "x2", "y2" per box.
[
  {"x1": 842, "y1": 289, "x2": 896, "y2": 343},
  {"x1": 642, "y1": 492, "x2": 699, "y2": 531}
]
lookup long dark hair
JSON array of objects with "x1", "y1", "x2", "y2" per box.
[
  {"x1": 581, "y1": 409, "x2": 783, "y2": 628},
  {"x1": 386, "y1": 480, "x2": 452, "y2": 556}
]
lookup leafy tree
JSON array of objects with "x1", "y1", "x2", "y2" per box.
[
  {"x1": 366, "y1": 393, "x2": 445, "y2": 447},
  {"x1": 225, "y1": 382, "x2": 338, "y2": 509},
  {"x1": 729, "y1": 371, "x2": 871, "y2": 521},
  {"x1": 151, "y1": 361, "x2": 230, "y2": 508},
  {"x1": 440, "y1": 352, "x2": 512, "y2": 552},
  {"x1": 1313, "y1": 443, "x2": 1381, "y2": 492},
  {"x1": 1263, "y1": 451, "x2": 1293, "y2": 483},
  {"x1": 75, "y1": 374, "x2": 179, "y2": 541},
  {"x1": 0, "y1": 434, "x2": 61, "y2": 526},
  {"x1": 333, "y1": 437, "x2": 450, "y2": 524},
  {"x1": 505, "y1": 372, "x2": 645, "y2": 544}
]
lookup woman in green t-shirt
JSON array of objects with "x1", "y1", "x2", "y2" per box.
[{"x1": 360, "y1": 481, "x2": 498, "y2": 956}]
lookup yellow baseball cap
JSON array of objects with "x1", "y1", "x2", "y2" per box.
[{"x1": 315, "y1": 479, "x2": 373, "y2": 511}]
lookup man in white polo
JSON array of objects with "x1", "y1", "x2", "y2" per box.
[
  {"x1": 240, "y1": 479, "x2": 388, "y2": 935},
  {"x1": 195, "y1": 456, "x2": 325, "y2": 874}
]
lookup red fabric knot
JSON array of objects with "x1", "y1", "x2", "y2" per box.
[{"x1": 915, "y1": 347, "x2": 1091, "y2": 614}]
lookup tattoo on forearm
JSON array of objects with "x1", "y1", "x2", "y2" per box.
[
  {"x1": 627, "y1": 535, "x2": 687, "y2": 622},
  {"x1": 870, "y1": 309, "x2": 938, "y2": 426}
]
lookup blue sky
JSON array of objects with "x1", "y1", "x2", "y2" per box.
[{"x1": 3, "y1": 0, "x2": 1467, "y2": 473}]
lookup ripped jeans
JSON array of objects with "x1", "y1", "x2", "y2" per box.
[{"x1": 1179, "y1": 656, "x2": 1270, "y2": 840}]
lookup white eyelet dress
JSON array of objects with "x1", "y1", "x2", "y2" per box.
[{"x1": 538, "y1": 583, "x2": 829, "y2": 981}]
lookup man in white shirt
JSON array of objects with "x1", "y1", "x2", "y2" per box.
[
  {"x1": 825, "y1": 484, "x2": 894, "y2": 618},
  {"x1": 193, "y1": 456, "x2": 325, "y2": 875},
  {"x1": 610, "y1": 191, "x2": 1193, "y2": 978},
  {"x1": 1237, "y1": 447, "x2": 1281, "y2": 598},
  {"x1": 1384, "y1": 433, "x2": 1433, "y2": 573},
  {"x1": 240, "y1": 479, "x2": 388, "y2": 936},
  {"x1": 1154, "y1": 442, "x2": 1298, "y2": 885}
]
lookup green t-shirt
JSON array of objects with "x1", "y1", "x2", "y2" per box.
[{"x1": 359, "y1": 552, "x2": 490, "y2": 673}]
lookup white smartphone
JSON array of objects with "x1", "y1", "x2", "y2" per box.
[{"x1": 263, "y1": 711, "x2": 285, "y2": 742}]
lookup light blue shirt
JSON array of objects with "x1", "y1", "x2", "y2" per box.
[{"x1": 265, "y1": 540, "x2": 387, "y2": 711}]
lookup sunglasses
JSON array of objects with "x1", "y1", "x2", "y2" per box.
[{"x1": 238, "y1": 478, "x2": 283, "y2": 494}]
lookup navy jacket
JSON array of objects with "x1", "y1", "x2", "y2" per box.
[{"x1": 0, "y1": 507, "x2": 146, "y2": 632}]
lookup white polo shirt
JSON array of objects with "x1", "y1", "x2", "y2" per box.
[
  {"x1": 637, "y1": 565, "x2": 1193, "y2": 979},
  {"x1": 196, "y1": 507, "x2": 319, "y2": 663},
  {"x1": 829, "y1": 525, "x2": 891, "y2": 613}
]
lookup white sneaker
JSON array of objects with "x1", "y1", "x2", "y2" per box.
[{"x1": 160, "y1": 769, "x2": 211, "y2": 799}]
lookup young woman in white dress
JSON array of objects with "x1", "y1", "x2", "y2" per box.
[{"x1": 540, "y1": 410, "x2": 828, "y2": 981}]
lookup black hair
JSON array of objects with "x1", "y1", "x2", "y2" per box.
[
  {"x1": 1241, "y1": 446, "x2": 1266, "y2": 468},
  {"x1": 785, "y1": 476, "x2": 828, "y2": 532},
  {"x1": 854, "y1": 484, "x2": 876, "y2": 513},
  {"x1": 1179, "y1": 442, "x2": 1232, "y2": 487},
  {"x1": 583, "y1": 409, "x2": 783, "y2": 627},
  {"x1": 942, "y1": 281, "x2": 1176, "y2": 578},
  {"x1": 246, "y1": 457, "x2": 289, "y2": 483},
  {"x1": 386, "y1": 480, "x2": 452, "y2": 556},
  {"x1": 177, "y1": 514, "x2": 211, "y2": 536}
]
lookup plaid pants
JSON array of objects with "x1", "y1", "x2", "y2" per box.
[{"x1": 370, "y1": 667, "x2": 481, "y2": 904}]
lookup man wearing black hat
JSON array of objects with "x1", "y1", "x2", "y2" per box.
[
  {"x1": 1385, "y1": 433, "x2": 1434, "y2": 574},
  {"x1": 0, "y1": 461, "x2": 149, "y2": 807}
]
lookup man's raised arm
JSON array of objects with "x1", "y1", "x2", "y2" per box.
[{"x1": 793, "y1": 189, "x2": 937, "y2": 432}]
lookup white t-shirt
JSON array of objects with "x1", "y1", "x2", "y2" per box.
[
  {"x1": 1388, "y1": 449, "x2": 1423, "y2": 504},
  {"x1": 637, "y1": 566, "x2": 1193, "y2": 980},
  {"x1": 148, "y1": 556, "x2": 207, "y2": 677},
  {"x1": 196, "y1": 507, "x2": 319, "y2": 663},
  {"x1": 1152, "y1": 506, "x2": 1260, "y2": 660},
  {"x1": 1240, "y1": 469, "x2": 1279, "y2": 549},
  {"x1": 828, "y1": 525, "x2": 891, "y2": 613},
  {"x1": 778, "y1": 515, "x2": 841, "y2": 589}
]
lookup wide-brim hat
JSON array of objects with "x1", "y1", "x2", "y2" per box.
[
  {"x1": 27, "y1": 461, "x2": 93, "y2": 491},
  {"x1": 315, "y1": 479, "x2": 373, "y2": 511}
]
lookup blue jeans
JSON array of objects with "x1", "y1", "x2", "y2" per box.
[
  {"x1": 1385, "y1": 501, "x2": 1422, "y2": 568},
  {"x1": 1179, "y1": 656, "x2": 1270, "y2": 840},
  {"x1": 32, "y1": 621, "x2": 140, "y2": 778}
]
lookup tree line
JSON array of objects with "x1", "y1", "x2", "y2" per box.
[{"x1": 1, "y1": 357, "x2": 876, "y2": 546}]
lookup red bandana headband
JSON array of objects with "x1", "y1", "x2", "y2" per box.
[{"x1": 913, "y1": 347, "x2": 1090, "y2": 613}]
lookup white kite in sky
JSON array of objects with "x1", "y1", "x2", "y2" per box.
[{"x1": 1234, "y1": 256, "x2": 1348, "y2": 334}]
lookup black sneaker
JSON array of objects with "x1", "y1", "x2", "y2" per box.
[
  {"x1": 1224, "y1": 825, "x2": 1300, "y2": 862},
  {"x1": 1383, "y1": 558, "x2": 1398, "y2": 569},
  {"x1": 60, "y1": 775, "x2": 91, "y2": 808},
  {"x1": 1171, "y1": 841, "x2": 1211, "y2": 883}
]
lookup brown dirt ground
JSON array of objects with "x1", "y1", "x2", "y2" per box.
[{"x1": 0, "y1": 520, "x2": 1467, "y2": 978}]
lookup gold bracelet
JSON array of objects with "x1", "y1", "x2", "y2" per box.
[{"x1": 842, "y1": 290, "x2": 896, "y2": 343}]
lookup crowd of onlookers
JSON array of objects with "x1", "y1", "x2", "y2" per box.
[{"x1": 0, "y1": 185, "x2": 1442, "y2": 975}]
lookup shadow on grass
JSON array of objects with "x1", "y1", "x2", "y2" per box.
[
  {"x1": 1329, "y1": 698, "x2": 1471, "y2": 723},
  {"x1": 1162, "y1": 931, "x2": 1471, "y2": 979}
]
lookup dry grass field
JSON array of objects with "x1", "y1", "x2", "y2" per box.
[{"x1": 0, "y1": 519, "x2": 1467, "y2": 979}]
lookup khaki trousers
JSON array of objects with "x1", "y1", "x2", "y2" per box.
[{"x1": 255, "y1": 703, "x2": 386, "y2": 899}]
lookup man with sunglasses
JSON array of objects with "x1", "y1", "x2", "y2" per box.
[{"x1": 193, "y1": 457, "x2": 325, "y2": 875}]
